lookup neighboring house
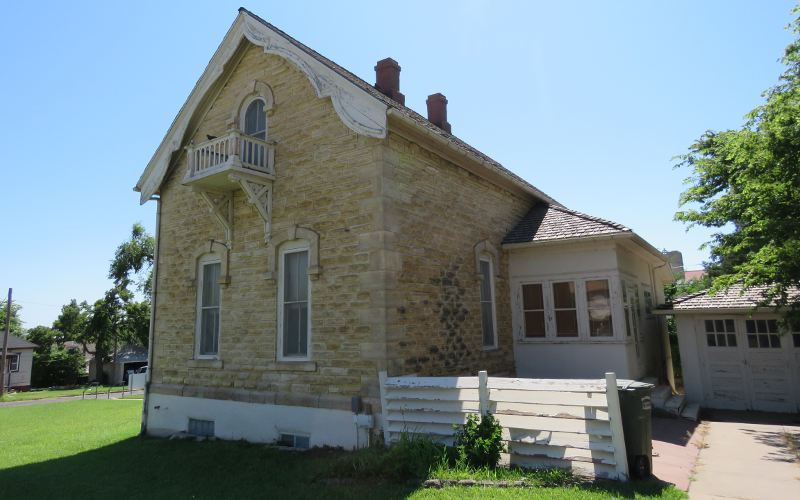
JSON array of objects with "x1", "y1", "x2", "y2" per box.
[
  {"x1": 3, "y1": 335, "x2": 37, "y2": 391},
  {"x1": 97, "y1": 345, "x2": 149, "y2": 385},
  {"x1": 64, "y1": 340, "x2": 94, "y2": 375},
  {"x1": 134, "y1": 8, "x2": 673, "y2": 447},
  {"x1": 657, "y1": 285, "x2": 800, "y2": 413},
  {"x1": 682, "y1": 269, "x2": 707, "y2": 282}
]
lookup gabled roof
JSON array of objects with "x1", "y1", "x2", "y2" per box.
[
  {"x1": 4, "y1": 334, "x2": 37, "y2": 349},
  {"x1": 134, "y1": 8, "x2": 559, "y2": 207},
  {"x1": 502, "y1": 203, "x2": 630, "y2": 245},
  {"x1": 665, "y1": 285, "x2": 800, "y2": 312}
]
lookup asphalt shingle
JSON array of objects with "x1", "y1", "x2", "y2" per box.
[{"x1": 670, "y1": 284, "x2": 800, "y2": 310}]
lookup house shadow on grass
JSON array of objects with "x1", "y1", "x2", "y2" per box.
[{"x1": 0, "y1": 437, "x2": 413, "y2": 500}]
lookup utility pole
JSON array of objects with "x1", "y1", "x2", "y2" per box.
[{"x1": 1, "y1": 288, "x2": 12, "y2": 397}]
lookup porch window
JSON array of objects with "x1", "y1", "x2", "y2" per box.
[
  {"x1": 279, "y1": 246, "x2": 310, "y2": 359},
  {"x1": 521, "y1": 283, "x2": 546, "y2": 338},
  {"x1": 479, "y1": 258, "x2": 498, "y2": 348},
  {"x1": 196, "y1": 259, "x2": 221, "y2": 357},
  {"x1": 553, "y1": 281, "x2": 578, "y2": 337},
  {"x1": 745, "y1": 319, "x2": 780, "y2": 348},
  {"x1": 586, "y1": 279, "x2": 613, "y2": 337}
]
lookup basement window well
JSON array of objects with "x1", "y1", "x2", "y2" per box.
[
  {"x1": 188, "y1": 418, "x2": 215, "y2": 438},
  {"x1": 277, "y1": 433, "x2": 310, "y2": 449}
]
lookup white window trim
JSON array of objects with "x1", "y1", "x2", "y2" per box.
[
  {"x1": 515, "y1": 274, "x2": 621, "y2": 344},
  {"x1": 195, "y1": 255, "x2": 222, "y2": 360},
  {"x1": 277, "y1": 241, "x2": 312, "y2": 362},
  {"x1": 479, "y1": 255, "x2": 499, "y2": 350},
  {"x1": 7, "y1": 353, "x2": 20, "y2": 372},
  {"x1": 239, "y1": 95, "x2": 269, "y2": 138}
]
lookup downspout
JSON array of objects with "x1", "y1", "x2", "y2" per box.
[
  {"x1": 650, "y1": 262, "x2": 676, "y2": 392},
  {"x1": 141, "y1": 195, "x2": 161, "y2": 435}
]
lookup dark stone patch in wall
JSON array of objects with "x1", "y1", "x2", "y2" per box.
[{"x1": 403, "y1": 259, "x2": 472, "y2": 374}]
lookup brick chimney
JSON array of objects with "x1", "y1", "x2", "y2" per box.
[
  {"x1": 374, "y1": 58, "x2": 405, "y2": 105},
  {"x1": 426, "y1": 93, "x2": 451, "y2": 133}
]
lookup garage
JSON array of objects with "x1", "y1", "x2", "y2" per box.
[{"x1": 658, "y1": 285, "x2": 800, "y2": 413}]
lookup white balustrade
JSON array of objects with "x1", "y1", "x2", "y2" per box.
[{"x1": 186, "y1": 131, "x2": 273, "y2": 179}]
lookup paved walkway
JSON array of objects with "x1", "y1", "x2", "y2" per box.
[
  {"x1": 689, "y1": 411, "x2": 800, "y2": 500},
  {"x1": 652, "y1": 416, "x2": 704, "y2": 491},
  {"x1": 0, "y1": 390, "x2": 144, "y2": 407}
]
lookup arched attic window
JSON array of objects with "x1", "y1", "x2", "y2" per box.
[{"x1": 242, "y1": 98, "x2": 267, "y2": 140}]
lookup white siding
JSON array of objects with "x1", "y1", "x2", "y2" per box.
[{"x1": 5, "y1": 348, "x2": 33, "y2": 388}]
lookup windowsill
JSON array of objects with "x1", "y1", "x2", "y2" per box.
[
  {"x1": 268, "y1": 361, "x2": 317, "y2": 372},
  {"x1": 188, "y1": 358, "x2": 223, "y2": 369},
  {"x1": 481, "y1": 346, "x2": 500, "y2": 352}
]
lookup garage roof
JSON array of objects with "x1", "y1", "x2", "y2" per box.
[{"x1": 659, "y1": 284, "x2": 800, "y2": 313}]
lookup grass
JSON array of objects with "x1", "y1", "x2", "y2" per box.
[
  {"x1": 0, "y1": 400, "x2": 685, "y2": 499},
  {"x1": 0, "y1": 385, "x2": 130, "y2": 402}
]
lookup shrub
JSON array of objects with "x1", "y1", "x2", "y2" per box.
[
  {"x1": 328, "y1": 432, "x2": 448, "y2": 480},
  {"x1": 453, "y1": 413, "x2": 505, "y2": 468},
  {"x1": 31, "y1": 347, "x2": 85, "y2": 388}
]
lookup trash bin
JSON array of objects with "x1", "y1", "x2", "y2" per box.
[{"x1": 617, "y1": 380, "x2": 653, "y2": 479}]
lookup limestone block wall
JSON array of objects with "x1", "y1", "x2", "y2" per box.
[
  {"x1": 151, "y1": 44, "x2": 385, "y2": 408},
  {"x1": 379, "y1": 133, "x2": 531, "y2": 376}
]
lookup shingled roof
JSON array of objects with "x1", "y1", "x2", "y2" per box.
[
  {"x1": 502, "y1": 203, "x2": 630, "y2": 245},
  {"x1": 4, "y1": 334, "x2": 37, "y2": 349},
  {"x1": 667, "y1": 285, "x2": 800, "y2": 311}
]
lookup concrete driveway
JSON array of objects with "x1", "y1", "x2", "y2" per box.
[{"x1": 690, "y1": 411, "x2": 800, "y2": 500}]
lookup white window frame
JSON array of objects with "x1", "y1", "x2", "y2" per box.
[
  {"x1": 240, "y1": 96, "x2": 268, "y2": 139},
  {"x1": 277, "y1": 241, "x2": 312, "y2": 362},
  {"x1": 7, "y1": 353, "x2": 20, "y2": 372},
  {"x1": 516, "y1": 274, "x2": 621, "y2": 343},
  {"x1": 195, "y1": 255, "x2": 222, "y2": 360},
  {"x1": 478, "y1": 255, "x2": 499, "y2": 350}
]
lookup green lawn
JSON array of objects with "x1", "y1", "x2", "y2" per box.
[
  {"x1": 0, "y1": 385, "x2": 129, "y2": 402},
  {"x1": 0, "y1": 400, "x2": 683, "y2": 499}
]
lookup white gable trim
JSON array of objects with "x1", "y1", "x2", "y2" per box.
[{"x1": 135, "y1": 11, "x2": 388, "y2": 204}]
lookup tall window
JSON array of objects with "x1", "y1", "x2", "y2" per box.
[
  {"x1": 522, "y1": 283, "x2": 546, "y2": 338},
  {"x1": 280, "y1": 247, "x2": 310, "y2": 359},
  {"x1": 553, "y1": 281, "x2": 578, "y2": 337},
  {"x1": 479, "y1": 258, "x2": 497, "y2": 348},
  {"x1": 197, "y1": 259, "x2": 221, "y2": 357},
  {"x1": 243, "y1": 99, "x2": 267, "y2": 139},
  {"x1": 586, "y1": 279, "x2": 613, "y2": 337}
]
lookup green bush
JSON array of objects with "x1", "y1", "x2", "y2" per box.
[
  {"x1": 31, "y1": 347, "x2": 86, "y2": 388},
  {"x1": 328, "y1": 432, "x2": 447, "y2": 480},
  {"x1": 453, "y1": 413, "x2": 506, "y2": 468}
]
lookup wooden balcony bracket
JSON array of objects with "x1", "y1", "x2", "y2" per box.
[
  {"x1": 195, "y1": 190, "x2": 234, "y2": 248},
  {"x1": 230, "y1": 173, "x2": 273, "y2": 242}
]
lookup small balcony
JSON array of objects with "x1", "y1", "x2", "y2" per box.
[{"x1": 182, "y1": 130, "x2": 275, "y2": 191}]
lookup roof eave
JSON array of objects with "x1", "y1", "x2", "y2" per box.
[
  {"x1": 653, "y1": 306, "x2": 770, "y2": 316},
  {"x1": 502, "y1": 231, "x2": 631, "y2": 251}
]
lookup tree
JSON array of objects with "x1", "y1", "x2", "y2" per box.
[
  {"x1": 0, "y1": 299, "x2": 23, "y2": 336},
  {"x1": 52, "y1": 299, "x2": 90, "y2": 345},
  {"x1": 675, "y1": 7, "x2": 800, "y2": 321},
  {"x1": 109, "y1": 222, "x2": 155, "y2": 299},
  {"x1": 25, "y1": 325, "x2": 58, "y2": 355}
]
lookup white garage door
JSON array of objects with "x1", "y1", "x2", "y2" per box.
[{"x1": 700, "y1": 317, "x2": 798, "y2": 413}]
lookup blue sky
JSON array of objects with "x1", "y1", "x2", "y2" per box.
[{"x1": 0, "y1": 1, "x2": 795, "y2": 328}]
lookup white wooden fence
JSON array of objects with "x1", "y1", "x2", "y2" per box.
[{"x1": 378, "y1": 371, "x2": 629, "y2": 481}]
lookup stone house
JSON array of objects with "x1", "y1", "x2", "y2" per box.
[{"x1": 135, "y1": 8, "x2": 672, "y2": 447}]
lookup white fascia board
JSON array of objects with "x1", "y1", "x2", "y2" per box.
[{"x1": 134, "y1": 11, "x2": 389, "y2": 204}]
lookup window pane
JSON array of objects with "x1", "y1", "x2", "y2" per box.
[
  {"x1": 717, "y1": 334, "x2": 727, "y2": 347},
  {"x1": 705, "y1": 320, "x2": 714, "y2": 333},
  {"x1": 245, "y1": 100, "x2": 266, "y2": 136},
  {"x1": 283, "y1": 302, "x2": 308, "y2": 357},
  {"x1": 284, "y1": 251, "x2": 308, "y2": 302},
  {"x1": 769, "y1": 334, "x2": 780, "y2": 348},
  {"x1": 727, "y1": 334, "x2": 737, "y2": 347},
  {"x1": 522, "y1": 284, "x2": 543, "y2": 310},
  {"x1": 587, "y1": 280, "x2": 613, "y2": 337},
  {"x1": 555, "y1": 310, "x2": 578, "y2": 337},
  {"x1": 747, "y1": 334, "x2": 757, "y2": 348},
  {"x1": 625, "y1": 309, "x2": 632, "y2": 336},
  {"x1": 715, "y1": 320, "x2": 724, "y2": 333},
  {"x1": 707, "y1": 334, "x2": 716, "y2": 347},
  {"x1": 481, "y1": 302, "x2": 495, "y2": 346},
  {"x1": 202, "y1": 263, "x2": 220, "y2": 307},
  {"x1": 725, "y1": 319, "x2": 735, "y2": 332},
  {"x1": 524, "y1": 311, "x2": 545, "y2": 337},
  {"x1": 758, "y1": 334, "x2": 769, "y2": 348},
  {"x1": 757, "y1": 320, "x2": 767, "y2": 334},
  {"x1": 746, "y1": 320, "x2": 756, "y2": 333},
  {"x1": 794, "y1": 334, "x2": 800, "y2": 348},
  {"x1": 768, "y1": 320, "x2": 778, "y2": 333},
  {"x1": 200, "y1": 308, "x2": 219, "y2": 355},
  {"x1": 553, "y1": 282, "x2": 576, "y2": 309},
  {"x1": 479, "y1": 260, "x2": 491, "y2": 300}
]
